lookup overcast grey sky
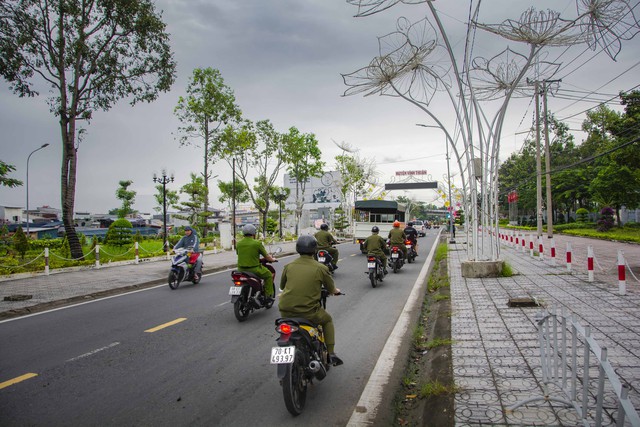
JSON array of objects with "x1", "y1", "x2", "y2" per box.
[{"x1": 1, "y1": 0, "x2": 639, "y2": 215}]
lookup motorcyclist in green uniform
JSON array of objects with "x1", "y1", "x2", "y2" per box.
[
  {"x1": 314, "y1": 223, "x2": 339, "y2": 270},
  {"x1": 236, "y1": 224, "x2": 277, "y2": 301},
  {"x1": 363, "y1": 226, "x2": 388, "y2": 274},
  {"x1": 388, "y1": 220, "x2": 407, "y2": 260},
  {"x1": 279, "y1": 235, "x2": 344, "y2": 366}
]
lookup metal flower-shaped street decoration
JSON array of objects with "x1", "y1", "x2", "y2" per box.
[
  {"x1": 468, "y1": 48, "x2": 561, "y2": 100},
  {"x1": 577, "y1": 0, "x2": 640, "y2": 60},
  {"x1": 474, "y1": 8, "x2": 584, "y2": 47},
  {"x1": 346, "y1": 0, "x2": 431, "y2": 17},
  {"x1": 343, "y1": 17, "x2": 446, "y2": 105}
]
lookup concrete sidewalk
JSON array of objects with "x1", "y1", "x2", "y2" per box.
[
  {"x1": 449, "y1": 234, "x2": 640, "y2": 425},
  {"x1": 0, "y1": 241, "x2": 298, "y2": 320}
]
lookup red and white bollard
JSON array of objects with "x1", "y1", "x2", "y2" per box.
[
  {"x1": 95, "y1": 244, "x2": 101, "y2": 269},
  {"x1": 135, "y1": 241, "x2": 139, "y2": 264},
  {"x1": 515, "y1": 233, "x2": 520, "y2": 247},
  {"x1": 587, "y1": 245, "x2": 594, "y2": 282},
  {"x1": 44, "y1": 247, "x2": 50, "y2": 275},
  {"x1": 521, "y1": 233, "x2": 526, "y2": 253},
  {"x1": 538, "y1": 236, "x2": 544, "y2": 261},
  {"x1": 529, "y1": 235, "x2": 534, "y2": 258},
  {"x1": 550, "y1": 238, "x2": 556, "y2": 266},
  {"x1": 566, "y1": 242, "x2": 572, "y2": 272},
  {"x1": 618, "y1": 249, "x2": 626, "y2": 296},
  {"x1": 510, "y1": 231, "x2": 514, "y2": 246}
]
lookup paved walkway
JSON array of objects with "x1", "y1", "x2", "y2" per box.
[{"x1": 450, "y1": 233, "x2": 640, "y2": 426}]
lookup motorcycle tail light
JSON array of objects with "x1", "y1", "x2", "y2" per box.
[
  {"x1": 318, "y1": 251, "x2": 326, "y2": 256},
  {"x1": 233, "y1": 280, "x2": 243, "y2": 286},
  {"x1": 367, "y1": 256, "x2": 376, "y2": 262},
  {"x1": 405, "y1": 240, "x2": 411, "y2": 245},
  {"x1": 276, "y1": 323, "x2": 298, "y2": 334},
  {"x1": 392, "y1": 246, "x2": 399, "y2": 253}
]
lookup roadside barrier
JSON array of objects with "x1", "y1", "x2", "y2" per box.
[
  {"x1": 507, "y1": 306, "x2": 640, "y2": 426},
  {"x1": 567, "y1": 242, "x2": 572, "y2": 272}
]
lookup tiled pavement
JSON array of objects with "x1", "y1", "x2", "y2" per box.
[{"x1": 450, "y1": 234, "x2": 640, "y2": 426}]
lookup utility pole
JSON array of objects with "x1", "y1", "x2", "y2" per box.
[
  {"x1": 542, "y1": 79, "x2": 561, "y2": 239},
  {"x1": 534, "y1": 80, "x2": 543, "y2": 238}
]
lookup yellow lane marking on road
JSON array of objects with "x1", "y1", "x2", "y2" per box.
[
  {"x1": 350, "y1": 254, "x2": 357, "y2": 257},
  {"x1": 0, "y1": 373, "x2": 38, "y2": 390},
  {"x1": 145, "y1": 318, "x2": 187, "y2": 333}
]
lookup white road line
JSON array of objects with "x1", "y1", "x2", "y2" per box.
[
  {"x1": 347, "y1": 235, "x2": 440, "y2": 426},
  {"x1": 66, "y1": 342, "x2": 120, "y2": 362}
]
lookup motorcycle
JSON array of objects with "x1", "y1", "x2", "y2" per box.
[
  {"x1": 366, "y1": 255, "x2": 385, "y2": 288},
  {"x1": 271, "y1": 287, "x2": 344, "y2": 415},
  {"x1": 389, "y1": 245, "x2": 405, "y2": 273},
  {"x1": 229, "y1": 247, "x2": 282, "y2": 322},
  {"x1": 314, "y1": 248, "x2": 335, "y2": 273},
  {"x1": 405, "y1": 239, "x2": 417, "y2": 263},
  {"x1": 168, "y1": 247, "x2": 202, "y2": 289}
]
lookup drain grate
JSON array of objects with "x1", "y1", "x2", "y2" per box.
[
  {"x1": 507, "y1": 297, "x2": 541, "y2": 308},
  {"x1": 4, "y1": 294, "x2": 33, "y2": 301}
]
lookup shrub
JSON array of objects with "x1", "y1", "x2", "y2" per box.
[
  {"x1": 12, "y1": 226, "x2": 29, "y2": 259},
  {"x1": 105, "y1": 218, "x2": 133, "y2": 246},
  {"x1": 596, "y1": 207, "x2": 615, "y2": 232},
  {"x1": 576, "y1": 208, "x2": 589, "y2": 223},
  {"x1": 624, "y1": 222, "x2": 640, "y2": 229}
]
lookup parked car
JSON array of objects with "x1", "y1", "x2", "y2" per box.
[{"x1": 412, "y1": 220, "x2": 426, "y2": 237}]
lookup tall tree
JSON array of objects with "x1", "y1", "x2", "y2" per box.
[
  {"x1": 115, "y1": 180, "x2": 136, "y2": 218},
  {"x1": 153, "y1": 185, "x2": 179, "y2": 214},
  {"x1": 217, "y1": 179, "x2": 250, "y2": 213},
  {"x1": 281, "y1": 127, "x2": 325, "y2": 234},
  {"x1": 174, "y1": 173, "x2": 210, "y2": 235},
  {"x1": 0, "y1": 160, "x2": 22, "y2": 188},
  {"x1": 219, "y1": 120, "x2": 286, "y2": 235},
  {"x1": 589, "y1": 164, "x2": 640, "y2": 226},
  {"x1": 174, "y1": 68, "x2": 242, "y2": 236},
  {"x1": 0, "y1": 0, "x2": 176, "y2": 259}
]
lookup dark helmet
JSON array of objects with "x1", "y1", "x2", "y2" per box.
[
  {"x1": 320, "y1": 223, "x2": 329, "y2": 231},
  {"x1": 407, "y1": 222, "x2": 414, "y2": 227},
  {"x1": 242, "y1": 224, "x2": 257, "y2": 236},
  {"x1": 184, "y1": 226, "x2": 194, "y2": 232},
  {"x1": 371, "y1": 226, "x2": 379, "y2": 233},
  {"x1": 296, "y1": 235, "x2": 318, "y2": 255}
]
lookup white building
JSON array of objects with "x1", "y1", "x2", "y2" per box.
[{"x1": 283, "y1": 171, "x2": 344, "y2": 230}]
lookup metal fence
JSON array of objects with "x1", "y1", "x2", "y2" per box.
[{"x1": 507, "y1": 306, "x2": 640, "y2": 427}]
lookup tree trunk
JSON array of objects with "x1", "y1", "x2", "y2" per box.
[
  {"x1": 60, "y1": 118, "x2": 83, "y2": 259},
  {"x1": 202, "y1": 122, "x2": 209, "y2": 237}
]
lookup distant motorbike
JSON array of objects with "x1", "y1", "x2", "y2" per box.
[
  {"x1": 229, "y1": 247, "x2": 282, "y2": 322},
  {"x1": 168, "y1": 247, "x2": 202, "y2": 289},
  {"x1": 271, "y1": 286, "x2": 344, "y2": 416},
  {"x1": 366, "y1": 255, "x2": 385, "y2": 288},
  {"x1": 405, "y1": 239, "x2": 417, "y2": 263},
  {"x1": 314, "y1": 248, "x2": 335, "y2": 273},
  {"x1": 389, "y1": 245, "x2": 405, "y2": 273}
]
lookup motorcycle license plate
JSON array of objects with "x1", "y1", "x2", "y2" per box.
[
  {"x1": 406, "y1": 245, "x2": 412, "y2": 249},
  {"x1": 270, "y1": 346, "x2": 295, "y2": 364},
  {"x1": 317, "y1": 256, "x2": 326, "y2": 262},
  {"x1": 229, "y1": 286, "x2": 242, "y2": 296},
  {"x1": 392, "y1": 253, "x2": 399, "y2": 258},
  {"x1": 367, "y1": 262, "x2": 376, "y2": 268}
]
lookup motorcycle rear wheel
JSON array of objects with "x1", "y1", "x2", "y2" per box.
[
  {"x1": 282, "y1": 347, "x2": 307, "y2": 416},
  {"x1": 393, "y1": 260, "x2": 398, "y2": 273},
  {"x1": 192, "y1": 272, "x2": 202, "y2": 284},
  {"x1": 369, "y1": 270, "x2": 377, "y2": 288},
  {"x1": 233, "y1": 297, "x2": 251, "y2": 322},
  {"x1": 168, "y1": 271, "x2": 180, "y2": 290}
]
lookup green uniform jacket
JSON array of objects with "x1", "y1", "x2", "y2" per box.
[
  {"x1": 279, "y1": 255, "x2": 336, "y2": 314},
  {"x1": 388, "y1": 227, "x2": 406, "y2": 244},
  {"x1": 314, "y1": 230, "x2": 337, "y2": 249},
  {"x1": 236, "y1": 237, "x2": 268, "y2": 268},
  {"x1": 363, "y1": 234, "x2": 387, "y2": 256}
]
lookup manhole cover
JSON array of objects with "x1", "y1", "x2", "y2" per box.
[
  {"x1": 507, "y1": 297, "x2": 540, "y2": 307},
  {"x1": 4, "y1": 294, "x2": 33, "y2": 301}
]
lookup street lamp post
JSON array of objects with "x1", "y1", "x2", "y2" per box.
[
  {"x1": 26, "y1": 143, "x2": 50, "y2": 236},
  {"x1": 153, "y1": 171, "x2": 174, "y2": 252}
]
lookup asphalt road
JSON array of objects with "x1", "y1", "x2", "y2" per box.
[{"x1": 0, "y1": 232, "x2": 438, "y2": 426}]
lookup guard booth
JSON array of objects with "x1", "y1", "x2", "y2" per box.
[{"x1": 354, "y1": 200, "x2": 406, "y2": 253}]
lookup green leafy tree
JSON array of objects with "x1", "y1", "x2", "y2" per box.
[
  {"x1": 174, "y1": 173, "x2": 210, "y2": 234},
  {"x1": 0, "y1": 160, "x2": 22, "y2": 187},
  {"x1": 333, "y1": 207, "x2": 349, "y2": 233},
  {"x1": 154, "y1": 185, "x2": 179, "y2": 213},
  {"x1": 217, "y1": 179, "x2": 250, "y2": 213},
  {"x1": 0, "y1": 0, "x2": 176, "y2": 259},
  {"x1": 281, "y1": 127, "x2": 325, "y2": 234},
  {"x1": 218, "y1": 120, "x2": 286, "y2": 235},
  {"x1": 335, "y1": 149, "x2": 378, "y2": 228},
  {"x1": 105, "y1": 218, "x2": 133, "y2": 247},
  {"x1": 12, "y1": 226, "x2": 29, "y2": 259},
  {"x1": 115, "y1": 180, "x2": 136, "y2": 218},
  {"x1": 589, "y1": 164, "x2": 640, "y2": 226},
  {"x1": 174, "y1": 68, "x2": 242, "y2": 236}
]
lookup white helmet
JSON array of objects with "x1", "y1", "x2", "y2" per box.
[{"x1": 242, "y1": 224, "x2": 257, "y2": 236}]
